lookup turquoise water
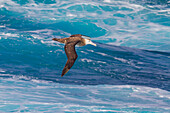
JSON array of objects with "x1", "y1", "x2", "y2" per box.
[{"x1": 0, "y1": 0, "x2": 170, "y2": 112}]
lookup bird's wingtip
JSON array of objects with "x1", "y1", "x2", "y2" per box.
[{"x1": 61, "y1": 74, "x2": 64, "y2": 77}]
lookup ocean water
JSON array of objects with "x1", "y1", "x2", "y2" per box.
[{"x1": 0, "y1": 0, "x2": 170, "y2": 112}]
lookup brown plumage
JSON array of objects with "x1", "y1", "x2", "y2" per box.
[{"x1": 52, "y1": 34, "x2": 96, "y2": 77}]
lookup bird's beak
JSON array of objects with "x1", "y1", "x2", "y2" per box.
[{"x1": 90, "y1": 41, "x2": 97, "y2": 46}]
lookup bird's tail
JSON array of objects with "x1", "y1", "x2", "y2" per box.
[
  {"x1": 52, "y1": 38, "x2": 60, "y2": 42},
  {"x1": 52, "y1": 38, "x2": 67, "y2": 44}
]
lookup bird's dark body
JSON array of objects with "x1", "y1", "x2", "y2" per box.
[{"x1": 52, "y1": 34, "x2": 87, "y2": 77}]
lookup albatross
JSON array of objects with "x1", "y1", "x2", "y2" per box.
[{"x1": 52, "y1": 34, "x2": 96, "y2": 77}]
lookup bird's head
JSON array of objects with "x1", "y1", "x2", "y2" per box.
[{"x1": 82, "y1": 35, "x2": 96, "y2": 46}]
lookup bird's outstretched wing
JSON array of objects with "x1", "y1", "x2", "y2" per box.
[{"x1": 61, "y1": 41, "x2": 79, "y2": 77}]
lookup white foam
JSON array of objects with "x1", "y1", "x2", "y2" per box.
[
  {"x1": 66, "y1": 13, "x2": 77, "y2": 17},
  {"x1": 31, "y1": 79, "x2": 52, "y2": 84},
  {"x1": 114, "y1": 57, "x2": 140, "y2": 68},
  {"x1": 81, "y1": 58, "x2": 106, "y2": 64},
  {"x1": 93, "y1": 109, "x2": 121, "y2": 112},
  {"x1": 81, "y1": 58, "x2": 93, "y2": 63},
  {"x1": 31, "y1": 34, "x2": 43, "y2": 39},
  {"x1": 114, "y1": 57, "x2": 127, "y2": 63},
  {"x1": 0, "y1": 5, "x2": 5, "y2": 8},
  {"x1": 50, "y1": 18, "x2": 57, "y2": 20},
  {"x1": 0, "y1": 25, "x2": 5, "y2": 28},
  {"x1": 0, "y1": 33, "x2": 19, "y2": 38},
  {"x1": 96, "y1": 52, "x2": 108, "y2": 56},
  {"x1": 1, "y1": 0, "x2": 169, "y2": 51},
  {"x1": 103, "y1": 0, "x2": 111, "y2": 3},
  {"x1": 80, "y1": 51, "x2": 88, "y2": 54},
  {"x1": 0, "y1": 75, "x2": 170, "y2": 112}
]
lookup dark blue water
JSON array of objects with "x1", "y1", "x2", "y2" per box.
[{"x1": 0, "y1": 0, "x2": 170, "y2": 112}]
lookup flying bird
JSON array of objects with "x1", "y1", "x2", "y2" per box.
[{"x1": 52, "y1": 34, "x2": 96, "y2": 77}]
